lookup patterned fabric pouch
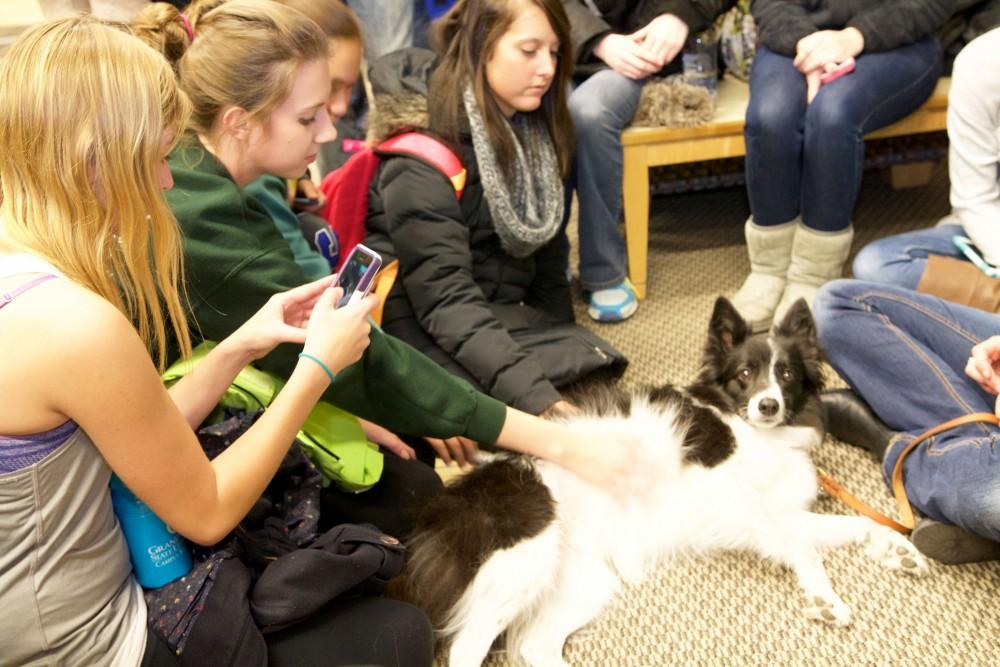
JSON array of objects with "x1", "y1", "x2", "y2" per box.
[{"x1": 718, "y1": 0, "x2": 757, "y2": 81}]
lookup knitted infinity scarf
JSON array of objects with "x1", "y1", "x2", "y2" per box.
[{"x1": 462, "y1": 86, "x2": 564, "y2": 259}]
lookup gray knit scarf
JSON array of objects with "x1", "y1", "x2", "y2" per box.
[{"x1": 462, "y1": 86, "x2": 564, "y2": 259}]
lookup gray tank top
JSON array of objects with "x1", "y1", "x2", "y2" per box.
[{"x1": 0, "y1": 255, "x2": 147, "y2": 665}]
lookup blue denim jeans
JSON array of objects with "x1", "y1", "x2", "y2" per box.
[
  {"x1": 852, "y1": 223, "x2": 965, "y2": 288},
  {"x1": 745, "y1": 41, "x2": 942, "y2": 232},
  {"x1": 814, "y1": 279, "x2": 1000, "y2": 541},
  {"x1": 568, "y1": 69, "x2": 644, "y2": 291}
]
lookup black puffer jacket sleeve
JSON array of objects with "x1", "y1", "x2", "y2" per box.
[{"x1": 377, "y1": 156, "x2": 564, "y2": 414}]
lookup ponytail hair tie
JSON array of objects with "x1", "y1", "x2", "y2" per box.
[{"x1": 178, "y1": 14, "x2": 194, "y2": 42}]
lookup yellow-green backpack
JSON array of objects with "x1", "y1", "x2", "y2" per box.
[{"x1": 162, "y1": 342, "x2": 383, "y2": 492}]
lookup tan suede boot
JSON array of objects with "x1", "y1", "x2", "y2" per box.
[
  {"x1": 732, "y1": 218, "x2": 798, "y2": 332},
  {"x1": 774, "y1": 224, "x2": 854, "y2": 322}
]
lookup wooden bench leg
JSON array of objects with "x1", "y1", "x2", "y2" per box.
[
  {"x1": 885, "y1": 160, "x2": 937, "y2": 189},
  {"x1": 622, "y1": 144, "x2": 649, "y2": 300}
]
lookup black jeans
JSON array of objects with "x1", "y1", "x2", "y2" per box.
[
  {"x1": 319, "y1": 444, "x2": 442, "y2": 539},
  {"x1": 142, "y1": 596, "x2": 433, "y2": 667}
]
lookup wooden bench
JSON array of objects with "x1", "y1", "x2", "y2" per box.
[{"x1": 621, "y1": 75, "x2": 951, "y2": 299}]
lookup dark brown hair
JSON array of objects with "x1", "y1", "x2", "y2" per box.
[{"x1": 428, "y1": 0, "x2": 575, "y2": 179}]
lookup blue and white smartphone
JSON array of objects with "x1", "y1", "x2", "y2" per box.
[
  {"x1": 334, "y1": 243, "x2": 382, "y2": 307},
  {"x1": 953, "y1": 235, "x2": 1000, "y2": 279}
]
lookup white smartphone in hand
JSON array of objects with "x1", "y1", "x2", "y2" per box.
[{"x1": 333, "y1": 244, "x2": 383, "y2": 307}]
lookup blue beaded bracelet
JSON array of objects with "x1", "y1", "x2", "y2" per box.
[{"x1": 298, "y1": 353, "x2": 336, "y2": 383}]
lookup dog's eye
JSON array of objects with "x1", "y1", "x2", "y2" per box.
[
  {"x1": 780, "y1": 369, "x2": 794, "y2": 382},
  {"x1": 738, "y1": 368, "x2": 752, "y2": 382}
]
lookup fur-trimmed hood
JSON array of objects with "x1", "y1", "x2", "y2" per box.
[
  {"x1": 367, "y1": 92, "x2": 429, "y2": 144},
  {"x1": 366, "y1": 48, "x2": 435, "y2": 143}
]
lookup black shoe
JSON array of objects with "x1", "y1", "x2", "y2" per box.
[
  {"x1": 911, "y1": 518, "x2": 1000, "y2": 565},
  {"x1": 821, "y1": 388, "x2": 895, "y2": 459}
]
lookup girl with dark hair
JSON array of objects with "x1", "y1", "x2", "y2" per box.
[{"x1": 364, "y1": 0, "x2": 628, "y2": 418}]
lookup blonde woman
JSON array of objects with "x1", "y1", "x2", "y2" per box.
[{"x1": 0, "y1": 15, "x2": 431, "y2": 666}]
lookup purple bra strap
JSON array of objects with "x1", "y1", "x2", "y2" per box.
[{"x1": 0, "y1": 274, "x2": 58, "y2": 309}]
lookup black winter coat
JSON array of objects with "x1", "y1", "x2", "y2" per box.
[
  {"x1": 562, "y1": 0, "x2": 736, "y2": 75},
  {"x1": 364, "y1": 134, "x2": 627, "y2": 415},
  {"x1": 752, "y1": 0, "x2": 955, "y2": 55}
]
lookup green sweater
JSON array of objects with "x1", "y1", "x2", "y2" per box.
[
  {"x1": 245, "y1": 175, "x2": 330, "y2": 281},
  {"x1": 165, "y1": 138, "x2": 506, "y2": 445}
]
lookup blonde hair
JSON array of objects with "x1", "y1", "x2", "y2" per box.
[
  {"x1": 130, "y1": 1, "x2": 194, "y2": 74},
  {"x1": 134, "y1": 0, "x2": 328, "y2": 136},
  {"x1": 272, "y1": 0, "x2": 362, "y2": 42},
  {"x1": 0, "y1": 16, "x2": 192, "y2": 369}
]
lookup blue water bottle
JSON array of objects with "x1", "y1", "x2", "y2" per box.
[{"x1": 109, "y1": 475, "x2": 193, "y2": 588}]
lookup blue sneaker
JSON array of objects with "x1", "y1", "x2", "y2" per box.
[{"x1": 587, "y1": 279, "x2": 638, "y2": 322}]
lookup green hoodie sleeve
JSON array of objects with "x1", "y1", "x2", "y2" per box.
[
  {"x1": 166, "y1": 142, "x2": 507, "y2": 446},
  {"x1": 245, "y1": 175, "x2": 331, "y2": 281}
]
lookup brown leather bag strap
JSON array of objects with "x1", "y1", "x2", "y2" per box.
[
  {"x1": 819, "y1": 412, "x2": 999, "y2": 535},
  {"x1": 889, "y1": 412, "x2": 999, "y2": 530}
]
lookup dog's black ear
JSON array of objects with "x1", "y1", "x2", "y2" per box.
[
  {"x1": 774, "y1": 298, "x2": 826, "y2": 389},
  {"x1": 774, "y1": 298, "x2": 816, "y2": 344},
  {"x1": 708, "y1": 296, "x2": 749, "y2": 352}
]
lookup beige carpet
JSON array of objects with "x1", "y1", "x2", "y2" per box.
[{"x1": 458, "y1": 161, "x2": 1000, "y2": 666}]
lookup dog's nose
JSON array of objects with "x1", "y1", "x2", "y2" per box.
[{"x1": 759, "y1": 398, "x2": 780, "y2": 417}]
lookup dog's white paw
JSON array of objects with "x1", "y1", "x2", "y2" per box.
[
  {"x1": 802, "y1": 592, "x2": 851, "y2": 626},
  {"x1": 863, "y1": 525, "x2": 929, "y2": 577},
  {"x1": 519, "y1": 641, "x2": 571, "y2": 667}
]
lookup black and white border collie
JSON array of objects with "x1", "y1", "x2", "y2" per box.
[{"x1": 404, "y1": 297, "x2": 928, "y2": 667}]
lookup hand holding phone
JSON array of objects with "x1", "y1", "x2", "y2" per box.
[
  {"x1": 333, "y1": 244, "x2": 383, "y2": 307},
  {"x1": 820, "y1": 57, "x2": 855, "y2": 84}
]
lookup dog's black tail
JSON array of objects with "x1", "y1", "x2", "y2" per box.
[{"x1": 403, "y1": 456, "x2": 556, "y2": 630}]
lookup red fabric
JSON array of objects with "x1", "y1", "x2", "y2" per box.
[
  {"x1": 318, "y1": 133, "x2": 464, "y2": 272},
  {"x1": 319, "y1": 150, "x2": 380, "y2": 272},
  {"x1": 377, "y1": 134, "x2": 465, "y2": 199}
]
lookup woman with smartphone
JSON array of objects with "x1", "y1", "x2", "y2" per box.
[
  {"x1": 0, "y1": 16, "x2": 425, "y2": 666},
  {"x1": 362, "y1": 0, "x2": 628, "y2": 418},
  {"x1": 134, "y1": 1, "x2": 642, "y2": 516},
  {"x1": 732, "y1": 0, "x2": 950, "y2": 332}
]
